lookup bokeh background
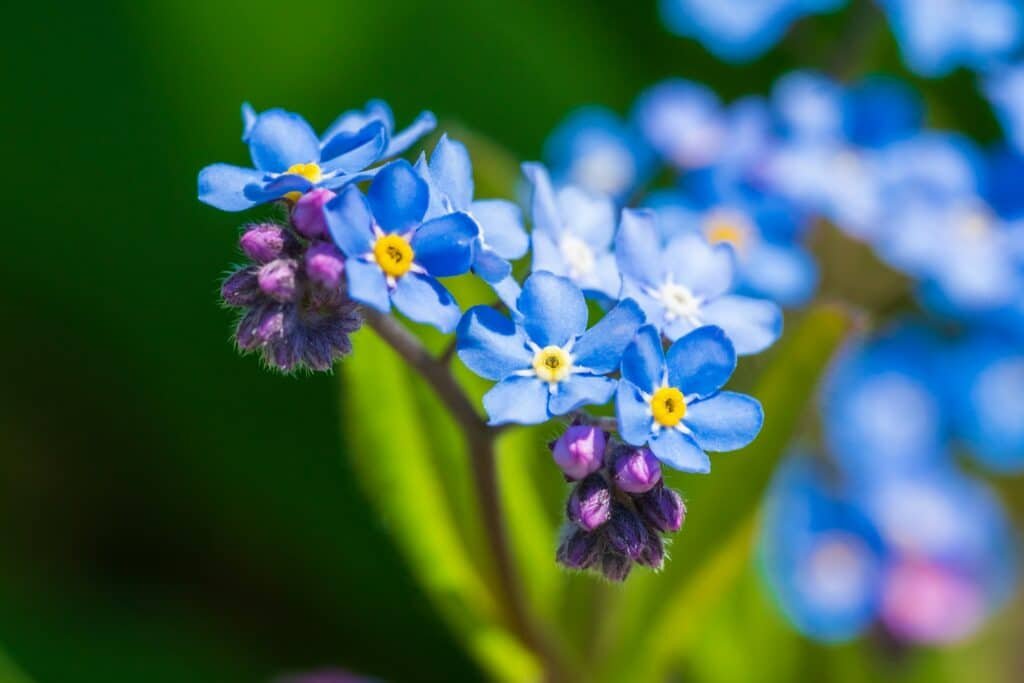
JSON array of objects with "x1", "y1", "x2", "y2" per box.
[{"x1": 1, "y1": 1, "x2": 1018, "y2": 681}]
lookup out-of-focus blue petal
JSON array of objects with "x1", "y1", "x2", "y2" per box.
[
  {"x1": 572, "y1": 299, "x2": 646, "y2": 374},
  {"x1": 241, "y1": 102, "x2": 257, "y2": 141},
  {"x1": 616, "y1": 381, "x2": 655, "y2": 445},
  {"x1": 473, "y1": 247, "x2": 513, "y2": 283},
  {"x1": 367, "y1": 160, "x2": 429, "y2": 233},
  {"x1": 198, "y1": 163, "x2": 266, "y2": 211},
  {"x1": 530, "y1": 230, "x2": 562, "y2": 276},
  {"x1": 549, "y1": 375, "x2": 617, "y2": 415},
  {"x1": 516, "y1": 272, "x2": 588, "y2": 347},
  {"x1": 490, "y1": 275, "x2": 523, "y2": 311},
  {"x1": 321, "y1": 100, "x2": 394, "y2": 142},
  {"x1": 650, "y1": 428, "x2": 710, "y2": 473},
  {"x1": 620, "y1": 325, "x2": 666, "y2": 394},
  {"x1": 579, "y1": 252, "x2": 622, "y2": 301},
  {"x1": 456, "y1": 306, "x2": 532, "y2": 381},
  {"x1": 665, "y1": 325, "x2": 736, "y2": 398},
  {"x1": 346, "y1": 259, "x2": 390, "y2": 312},
  {"x1": 557, "y1": 186, "x2": 617, "y2": 248},
  {"x1": 522, "y1": 162, "x2": 563, "y2": 235},
  {"x1": 634, "y1": 78, "x2": 725, "y2": 167},
  {"x1": 320, "y1": 121, "x2": 388, "y2": 174},
  {"x1": 685, "y1": 391, "x2": 764, "y2": 451},
  {"x1": 410, "y1": 211, "x2": 478, "y2": 277},
  {"x1": 773, "y1": 71, "x2": 844, "y2": 141},
  {"x1": 741, "y1": 241, "x2": 819, "y2": 306},
  {"x1": 701, "y1": 295, "x2": 783, "y2": 355},
  {"x1": 985, "y1": 66, "x2": 1024, "y2": 156},
  {"x1": 325, "y1": 186, "x2": 375, "y2": 257},
  {"x1": 383, "y1": 111, "x2": 437, "y2": 158},
  {"x1": 472, "y1": 199, "x2": 529, "y2": 259},
  {"x1": 391, "y1": 272, "x2": 461, "y2": 333},
  {"x1": 615, "y1": 208, "x2": 664, "y2": 288},
  {"x1": 429, "y1": 134, "x2": 474, "y2": 211},
  {"x1": 843, "y1": 76, "x2": 923, "y2": 148},
  {"x1": 247, "y1": 108, "x2": 321, "y2": 172},
  {"x1": 664, "y1": 233, "x2": 736, "y2": 299},
  {"x1": 484, "y1": 376, "x2": 551, "y2": 425}
]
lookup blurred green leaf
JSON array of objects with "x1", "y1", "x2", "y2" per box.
[{"x1": 0, "y1": 648, "x2": 31, "y2": 683}]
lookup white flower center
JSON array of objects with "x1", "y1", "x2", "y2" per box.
[
  {"x1": 650, "y1": 278, "x2": 704, "y2": 325},
  {"x1": 559, "y1": 235, "x2": 596, "y2": 279}
]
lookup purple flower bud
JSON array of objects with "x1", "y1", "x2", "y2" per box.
[
  {"x1": 637, "y1": 485, "x2": 686, "y2": 533},
  {"x1": 613, "y1": 447, "x2": 662, "y2": 493},
  {"x1": 258, "y1": 259, "x2": 299, "y2": 302},
  {"x1": 556, "y1": 529, "x2": 601, "y2": 570},
  {"x1": 552, "y1": 425, "x2": 606, "y2": 480},
  {"x1": 291, "y1": 188, "x2": 336, "y2": 239},
  {"x1": 221, "y1": 267, "x2": 261, "y2": 306},
  {"x1": 606, "y1": 504, "x2": 648, "y2": 560},
  {"x1": 567, "y1": 474, "x2": 612, "y2": 531},
  {"x1": 637, "y1": 532, "x2": 665, "y2": 570},
  {"x1": 305, "y1": 242, "x2": 345, "y2": 289},
  {"x1": 241, "y1": 224, "x2": 292, "y2": 263},
  {"x1": 600, "y1": 552, "x2": 633, "y2": 582}
]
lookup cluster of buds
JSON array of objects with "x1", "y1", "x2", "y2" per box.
[
  {"x1": 552, "y1": 422, "x2": 686, "y2": 581},
  {"x1": 221, "y1": 189, "x2": 362, "y2": 372}
]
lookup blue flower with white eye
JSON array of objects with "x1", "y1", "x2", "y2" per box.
[
  {"x1": 879, "y1": 0, "x2": 1022, "y2": 77},
  {"x1": 658, "y1": 0, "x2": 847, "y2": 62},
  {"x1": 456, "y1": 272, "x2": 645, "y2": 426},
  {"x1": 632, "y1": 79, "x2": 727, "y2": 170},
  {"x1": 615, "y1": 324, "x2": 763, "y2": 473},
  {"x1": 198, "y1": 101, "x2": 436, "y2": 212},
  {"x1": 615, "y1": 208, "x2": 783, "y2": 355},
  {"x1": 324, "y1": 160, "x2": 477, "y2": 333},
  {"x1": 523, "y1": 163, "x2": 621, "y2": 300},
  {"x1": 984, "y1": 64, "x2": 1024, "y2": 155},
  {"x1": 543, "y1": 106, "x2": 654, "y2": 201},
  {"x1": 414, "y1": 135, "x2": 529, "y2": 285}
]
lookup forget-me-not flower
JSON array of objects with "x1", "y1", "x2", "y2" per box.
[{"x1": 632, "y1": 79, "x2": 727, "y2": 170}]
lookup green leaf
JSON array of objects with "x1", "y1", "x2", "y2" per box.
[
  {"x1": 596, "y1": 304, "x2": 854, "y2": 682},
  {"x1": 0, "y1": 648, "x2": 32, "y2": 683}
]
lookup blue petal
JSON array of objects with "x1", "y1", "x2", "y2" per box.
[
  {"x1": 517, "y1": 272, "x2": 588, "y2": 347},
  {"x1": 549, "y1": 375, "x2": 617, "y2": 415},
  {"x1": 391, "y1": 272, "x2": 462, "y2": 333},
  {"x1": 615, "y1": 208, "x2": 663, "y2": 288},
  {"x1": 429, "y1": 134, "x2": 474, "y2": 210},
  {"x1": 367, "y1": 160, "x2": 429, "y2": 233},
  {"x1": 522, "y1": 162, "x2": 563, "y2": 235},
  {"x1": 456, "y1": 306, "x2": 532, "y2": 381},
  {"x1": 411, "y1": 212, "x2": 478, "y2": 277},
  {"x1": 580, "y1": 251, "x2": 623, "y2": 301},
  {"x1": 413, "y1": 152, "x2": 447, "y2": 221},
  {"x1": 701, "y1": 295, "x2": 783, "y2": 355},
  {"x1": 471, "y1": 199, "x2": 528, "y2": 259},
  {"x1": 490, "y1": 275, "x2": 523, "y2": 310},
  {"x1": 261, "y1": 173, "x2": 313, "y2": 197},
  {"x1": 484, "y1": 376, "x2": 551, "y2": 425},
  {"x1": 664, "y1": 232, "x2": 735, "y2": 299},
  {"x1": 665, "y1": 325, "x2": 737, "y2": 398},
  {"x1": 383, "y1": 111, "x2": 437, "y2": 158},
  {"x1": 247, "y1": 109, "x2": 321, "y2": 172},
  {"x1": 346, "y1": 259, "x2": 390, "y2": 312},
  {"x1": 241, "y1": 102, "x2": 257, "y2": 141},
  {"x1": 572, "y1": 299, "x2": 646, "y2": 374},
  {"x1": 620, "y1": 325, "x2": 666, "y2": 394},
  {"x1": 325, "y1": 186, "x2": 375, "y2": 257},
  {"x1": 530, "y1": 230, "x2": 565, "y2": 277},
  {"x1": 320, "y1": 121, "x2": 388, "y2": 174},
  {"x1": 321, "y1": 100, "x2": 394, "y2": 141},
  {"x1": 685, "y1": 391, "x2": 764, "y2": 452},
  {"x1": 557, "y1": 186, "x2": 616, "y2": 249},
  {"x1": 616, "y1": 380, "x2": 655, "y2": 446},
  {"x1": 649, "y1": 428, "x2": 710, "y2": 474},
  {"x1": 473, "y1": 247, "x2": 513, "y2": 283},
  {"x1": 198, "y1": 163, "x2": 266, "y2": 211},
  {"x1": 741, "y1": 242, "x2": 819, "y2": 307}
]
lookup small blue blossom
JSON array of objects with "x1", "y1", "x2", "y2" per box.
[
  {"x1": 615, "y1": 324, "x2": 763, "y2": 473},
  {"x1": 198, "y1": 101, "x2": 436, "y2": 212},
  {"x1": 632, "y1": 79, "x2": 727, "y2": 170},
  {"x1": 523, "y1": 163, "x2": 622, "y2": 300},
  {"x1": 324, "y1": 160, "x2": 477, "y2": 333},
  {"x1": 615, "y1": 208, "x2": 783, "y2": 354},
  {"x1": 456, "y1": 272, "x2": 646, "y2": 425}
]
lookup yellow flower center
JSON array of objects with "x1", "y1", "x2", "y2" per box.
[
  {"x1": 532, "y1": 346, "x2": 572, "y2": 383},
  {"x1": 373, "y1": 234, "x2": 415, "y2": 278},
  {"x1": 651, "y1": 386, "x2": 686, "y2": 427},
  {"x1": 283, "y1": 162, "x2": 323, "y2": 202},
  {"x1": 703, "y1": 210, "x2": 749, "y2": 251}
]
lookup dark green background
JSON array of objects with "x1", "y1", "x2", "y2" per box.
[{"x1": 0, "y1": 1, "x2": 1005, "y2": 680}]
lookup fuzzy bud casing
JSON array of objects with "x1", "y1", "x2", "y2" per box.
[
  {"x1": 292, "y1": 188, "x2": 336, "y2": 239},
  {"x1": 305, "y1": 242, "x2": 345, "y2": 289},
  {"x1": 552, "y1": 425, "x2": 606, "y2": 480},
  {"x1": 567, "y1": 474, "x2": 612, "y2": 531},
  {"x1": 258, "y1": 259, "x2": 300, "y2": 302},
  {"x1": 241, "y1": 224, "x2": 292, "y2": 263},
  {"x1": 556, "y1": 529, "x2": 601, "y2": 570},
  {"x1": 637, "y1": 484, "x2": 686, "y2": 533},
  {"x1": 600, "y1": 552, "x2": 633, "y2": 582},
  {"x1": 613, "y1": 447, "x2": 662, "y2": 493},
  {"x1": 606, "y1": 504, "x2": 649, "y2": 560}
]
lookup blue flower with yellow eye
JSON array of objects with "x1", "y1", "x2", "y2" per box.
[
  {"x1": 324, "y1": 160, "x2": 477, "y2": 333},
  {"x1": 615, "y1": 324, "x2": 763, "y2": 473},
  {"x1": 456, "y1": 272, "x2": 645, "y2": 426},
  {"x1": 198, "y1": 101, "x2": 435, "y2": 212}
]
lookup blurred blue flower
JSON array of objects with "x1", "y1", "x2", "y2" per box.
[
  {"x1": 615, "y1": 324, "x2": 763, "y2": 473},
  {"x1": 632, "y1": 79, "x2": 727, "y2": 170},
  {"x1": 523, "y1": 163, "x2": 622, "y2": 299},
  {"x1": 324, "y1": 160, "x2": 477, "y2": 332},
  {"x1": 615, "y1": 208, "x2": 783, "y2": 354},
  {"x1": 879, "y1": 0, "x2": 1022, "y2": 77},
  {"x1": 658, "y1": 0, "x2": 847, "y2": 62},
  {"x1": 985, "y1": 64, "x2": 1024, "y2": 156},
  {"x1": 544, "y1": 106, "x2": 655, "y2": 200},
  {"x1": 198, "y1": 101, "x2": 435, "y2": 211},
  {"x1": 456, "y1": 272, "x2": 645, "y2": 425}
]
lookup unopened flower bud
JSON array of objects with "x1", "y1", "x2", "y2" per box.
[
  {"x1": 567, "y1": 474, "x2": 612, "y2": 531},
  {"x1": 600, "y1": 552, "x2": 633, "y2": 582},
  {"x1": 292, "y1": 188, "x2": 336, "y2": 239},
  {"x1": 552, "y1": 425, "x2": 606, "y2": 479},
  {"x1": 241, "y1": 224, "x2": 293, "y2": 263},
  {"x1": 258, "y1": 259, "x2": 299, "y2": 302},
  {"x1": 305, "y1": 242, "x2": 345, "y2": 289},
  {"x1": 637, "y1": 532, "x2": 665, "y2": 570},
  {"x1": 556, "y1": 529, "x2": 601, "y2": 569},
  {"x1": 606, "y1": 504, "x2": 648, "y2": 560},
  {"x1": 613, "y1": 447, "x2": 662, "y2": 493},
  {"x1": 637, "y1": 484, "x2": 686, "y2": 533},
  {"x1": 221, "y1": 267, "x2": 261, "y2": 306}
]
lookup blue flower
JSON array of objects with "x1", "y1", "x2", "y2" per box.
[
  {"x1": 615, "y1": 208, "x2": 783, "y2": 354},
  {"x1": 615, "y1": 324, "x2": 763, "y2": 473},
  {"x1": 324, "y1": 160, "x2": 477, "y2": 332},
  {"x1": 543, "y1": 106, "x2": 654, "y2": 200},
  {"x1": 984, "y1": 64, "x2": 1024, "y2": 155},
  {"x1": 523, "y1": 163, "x2": 621, "y2": 300},
  {"x1": 456, "y1": 272, "x2": 645, "y2": 426},
  {"x1": 198, "y1": 101, "x2": 436, "y2": 212},
  {"x1": 879, "y1": 0, "x2": 1022, "y2": 77},
  {"x1": 632, "y1": 79, "x2": 727, "y2": 170},
  {"x1": 414, "y1": 135, "x2": 529, "y2": 284}
]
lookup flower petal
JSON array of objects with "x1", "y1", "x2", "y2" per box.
[
  {"x1": 471, "y1": 199, "x2": 528, "y2": 259},
  {"x1": 530, "y1": 230, "x2": 565, "y2": 276},
  {"x1": 391, "y1": 273, "x2": 461, "y2": 333},
  {"x1": 383, "y1": 111, "x2": 437, "y2": 158},
  {"x1": 741, "y1": 242, "x2": 818, "y2": 307},
  {"x1": 616, "y1": 380, "x2": 654, "y2": 445},
  {"x1": 557, "y1": 186, "x2": 616, "y2": 248},
  {"x1": 473, "y1": 247, "x2": 513, "y2": 283},
  {"x1": 665, "y1": 325, "x2": 737, "y2": 398},
  {"x1": 247, "y1": 109, "x2": 321, "y2": 172},
  {"x1": 484, "y1": 376, "x2": 551, "y2": 425},
  {"x1": 549, "y1": 375, "x2": 617, "y2": 415},
  {"x1": 684, "y1": 391, "x2": 764, "y2": 452},
  {"x1": 325, "y1": 186, "x2": 375, "y2": 257},
  {"x1": 367, "y1": 160, "x2": 429, "y2": 233},
  {"x1": 615, "y1": 208, "x2": 663, "y2": 287},
  {"x1": 198, "y1": 163, "x2": 266, "y2": 211},
  {"x1": 241, "y1": 102, "x2": 257, "y2": 141},
  {"x1": 522, "y1": 162, "x2": 563, "y2": 235},
  {"x1": 319, "y1": 121, "x2": 388, "y2": 174},
  {"x1": 700, "y1": 295, "x2": 783, "y2": 355},
  {"x1": 664, "y1": 232, "x2": 736, "y2": 299},
  {"x1": 517, "y1": 271, "x2": 588, "y2": 347},
  {"x1": 429, "y1": 134, "x2": 474, "y2": 210},
  {"x1": 572, "y1": 298, "x2": 646, "y2": 374},
  {"x1": 456, "y1": 306, "x2": 532, "y2": 380},
  {"x1": 620, "y1": 324, "x2": 665, "y2": 394},
  {"x1": 490, "y1": 275, "x2": 522, "y2": 310},
  {"x1": 649, "y1": 428, "x2": 711, "y2": 474},
  {"x1": 346, "y1": 259, "x2": 390, "y2": 312},
  {"x1": 410, "y1": 212, "x2": 478, "y2": 277},
  {"x1": 321, "y1": 100, "x2": 394, "y2": 141}
]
